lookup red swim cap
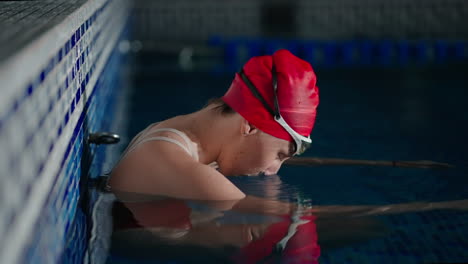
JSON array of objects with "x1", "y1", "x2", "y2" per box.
[{"x1": 222, "y1": 49, "x2": 319, "y2": 142}]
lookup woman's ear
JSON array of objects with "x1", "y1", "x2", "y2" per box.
[{"x1": 241, "y1": 118, "x2": 259, "y2": 136}]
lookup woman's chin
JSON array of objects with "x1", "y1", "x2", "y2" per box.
[
  {"x1": 219, "y1": 167, "x2": 257, "y2": 177},
  {"x1": 217, "y1": 166, "x2": 234, "y2": 176}
]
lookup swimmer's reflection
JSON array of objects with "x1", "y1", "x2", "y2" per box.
[
  {"x1": 110, "y1": 195, "x2": 321, "y2": 264},
  {"x1": 108, "y1": 174, "x2": 468, "y2": 264}
]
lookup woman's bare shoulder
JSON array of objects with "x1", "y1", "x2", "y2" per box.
[{"x1": 110, "y1": 140, "x2": 245, "y2": 201}]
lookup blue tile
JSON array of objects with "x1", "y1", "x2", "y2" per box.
[
  {"x1": 12, "y1": 99, "x2": 19, "y2": 112},
  {"x1": 49, "y1": 142, "x2": 54, "y2": 154},
  {"x1": 40, "y1": 70, "x2": 45, "y2": 82},
  {"x1": 38, "y1": 162, "x2": 44, "y2": 174},
  {"x1": 75, "y1": 89, "x2": 81, "y2": 104},
  {"x1": 26, "y1": 84, "x2": 33, "y2": 96},
  {"x1": 60, "y1": 85, "x2": 66, "y2": 100},
  {"x1": 65, "y1": 221, "x2": 70, "y2": 234},
  {"x1": 57, "y1": 49, "x2": 63, "y2": 62},
  {"x1": 38, "y1": 115, "x2": 45, "y2": 129}
]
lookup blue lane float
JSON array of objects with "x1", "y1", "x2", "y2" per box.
[{"x1": 208, "y1": 36, "x2": 467, "y2": 68}]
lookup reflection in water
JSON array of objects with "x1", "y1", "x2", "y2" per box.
[
  {"x1": 105, "y1": 175, "x2": 468, "y2": 264},
  {"x1": 110, "y1": 198, "x2": 320, "y2": 264}
]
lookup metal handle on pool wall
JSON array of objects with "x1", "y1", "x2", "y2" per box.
[{"x1": 88, "y1": 132, "x2": 120, "y2": 145}]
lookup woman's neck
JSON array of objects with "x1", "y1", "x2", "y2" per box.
[{"x1": 183, "y1": 107, "x2": 239, "y2": 165}]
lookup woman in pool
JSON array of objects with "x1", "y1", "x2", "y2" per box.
[{"x1": 109, "y1": 49, "x2": 319, "y2": 201}]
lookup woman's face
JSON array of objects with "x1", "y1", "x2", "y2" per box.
[{"x1": 218, "y1": 130, "x2": 294, "y2": 176}]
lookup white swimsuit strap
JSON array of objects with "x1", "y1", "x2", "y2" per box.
[
  {"x1": 122, "y1": 124, "x2": 157, "y2": 153},
  {"x1": 135, "y1": 136, "x2": 192, "y2": 156},
  {"x1": 119, "y1": 126, "x2": 198, "y2": 161},
  {"x1": 150, "y1": 128, "x2": 193, "y2": 150},
  {"x1": 150, "y1": 128, "x2": 199, "y2": 161}
]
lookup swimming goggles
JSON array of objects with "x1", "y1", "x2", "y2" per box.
[{"x1": 238, "y1": 65, "x2": 312, "y2": 156}]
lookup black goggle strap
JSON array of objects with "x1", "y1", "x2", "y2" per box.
[
  {"x1": 238, "y1": 69, "x2": 278, "y2": 117},
  {"x1": 271, "y1": 65, "x2": 281, "y2": 119}
]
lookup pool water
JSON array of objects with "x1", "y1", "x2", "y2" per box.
[{"x1": 88, "y1": 58, "x2": 468, "y2": 264}]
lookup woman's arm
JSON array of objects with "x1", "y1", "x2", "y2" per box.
[{"x1": 110, "y1": 139, "x2": 246, "y2": 200}]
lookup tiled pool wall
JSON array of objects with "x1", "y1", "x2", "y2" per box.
[{"x1": 0, "y1": 0, "x2": 131, "y2": 263}]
